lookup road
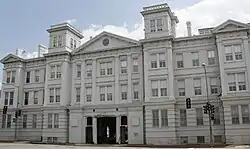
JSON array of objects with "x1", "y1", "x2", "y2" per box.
[{"x1": 0, "y1": 143, "x2": 250, "y2": 149}]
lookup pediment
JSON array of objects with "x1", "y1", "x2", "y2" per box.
[
  {"x1": 72, "y1": 31, "x2": 140, "y2": 54},
  {"x1": 213, "y1": 19, "x2": 249, "y2": 33},
  {"x1": 0, "y1": 54, "x2": 24, "y2": 64}
]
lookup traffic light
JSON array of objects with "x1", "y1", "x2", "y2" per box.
[
  {"x1": 15, "y1": 111, "x2": 18, "y2": 118},
  {"x1": 211, "y1": 105, "x2": 215, "y2": 114},
  {"x1": 3, "y1": 106, "x2": 8, "y2": 114},
  {"x1": 211, "y1": 114, "x2": 215, "y2": 120},
  {"x1": 186, "y1": 98, "x2": 191, "y2": 109},
  {"x1": 18, "y1": 110, "x2": 22, "y2": 116},
  {"x1": 13, "y1": 117, "x2": 16, "y2": 123},
  {"x1": 203, "y1": 105, "x2": 208, "y2": 114}
]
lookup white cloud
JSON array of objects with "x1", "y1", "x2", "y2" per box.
[
  {"x1": 81, "y1": 0, "x2": 250, "y2": 41},
  {"x1": 81, "y1": 21, "x2": 144, "y2": 43},
  {"x1": 66, "y1": 19, "x2": 77, "y2": 25}
]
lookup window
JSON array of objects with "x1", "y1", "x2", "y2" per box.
[
  {"x1": 86, "y1": 64, "x2": 92, "y2": 77},
  {"x1": 53, "y1": 36, "x2": 57, "y2": 48},
  {"x1": 9, "y1": 92, "x2": 14, "y2": 106},
  {"x1": 197, "y1": 136, "x2": 205, "y2": 144},
  {"x1": 225, "y1": 46, "x2": 233, "y2": 61},
  {"x1": 24, "y1": 92, "x2": 29, "y2": 105},
  {"x1": 234, "y1": 45, "x2": 242, "y2": 60},
  {"x1": 238, "y1": 73, "x2": 246, "y2": 91},
  {"x1": 86, "y1": 87, "x2": 92, "y2": 102},
  {"x1": 210, "y1": 77, "x2": 218, "y2": 94},
  {"x1": 49, "y1": 88, "x2": 54, "y2": 103},
  {"x1": 100, "y1": 63, "x2": 106, "y2": 76},
  {"x1": 228, "y1": 74, "x2": 236, "y2": 91},
  {"x1": 107, "y1": 62, "x2": 113, "y2": 75},
  {"x1": 74, "y1": 40, "x2": 77, "y2": 49},
  {"x1": 100, "y1": 86, "x2": 105, "y2": 101},
  {"x1": 178, "y1": 80, "x2": 185, "y2": 96},
  {"x1": 58, "y1": 36, "x2": 62, "y2": 47},
  {"x1": 33, "y1": 91, "x2": 38, "y2": 104},
  {"x1": 208, "y1": 50, "x2": 215, "y2": 65},
  {"x1": 26, "y1": 71, "x2": 30, "y2": 83},
  {"x1": 151, "y1": 80, "x2": 158, "y2": 97},
  {"x1": 180, "y1": 109, "x2": 187, "y2": 126},
  {"x1": 176, "y1": 53, "x2": 184, "y2": 68},
  {"x1": 150, "y1": 20, "x2": 156, "y2": 32},
  {"x1": 133, "y1": 58, "x2": 138, "y2": 73},
  {"x1": 76, "y1": 88, "x2": 81, "y2": 102},
  {"x1": 11, "y1": 71, "x2": 16, "y2": 83},
  {"x1": 241, "y1": 105, "x2": 250, "y2": 124},
  {"x1": 50, "y1": 66, "x2": 55, "y2": 79},
  {"x1": 53, "y1": 137, "x2": 58, "y2": 143},
  {"x1": 196, "y1": 108, "x2": 203, "y2": 126},
  {"x1": 214, "y1": 135, "x2": 222, "y2": 143},
  {"x1": 180, "y1": 136, "x2": 188, "y2": 144},
  {"x1": 157, "y1": 19, "x2": 163, "y2": 31},
  {"x1": 4, "y1": 92, "x2": 8, "y2": 105},
  {"x1": 214, "y1": 107, "x2": 220, "y2": 125},
  {"x1": 87, "y1": 117, "x2": 92, "y2": 126},
  {"x1": 70, "y1": 38, "x2": 73, "y2": 49},
  {"x1": 23, "y1": 115, "x2": 27, "y2": 128},
  {"x1": 6, "y1": 115, "x2": 11, "y2": 128},
  {"x1": 159, "y1": 53, "x2": 166, "y2": 68},
  {"x1": 192, "y1": 52, "x2": 199, "y2": 66},
  {"x1": 2, "y1": 115, "x2": 6, "y2": 128},
  {"x1": 120, "y1": 60, "x2": 127, "y2": 74},
  {"x1": 6, "y1": 72, "x2": 11, "y2": 83},
  {"x1": 48, "y1": 113, "x2": 53, "y2": 128},
  {"x1": 32, "y1": 114, "x2": 37, "y2": 128},
  {"x1": 194, "y1": 78, "x2": 202, "y2": 95},
  {"x1": 107, "y1": 86, "x2": 112, "y2": 101},
  {"x1": 161, "y1": 109, "x2": 168, "y2": 127},
  {"x1": 133, "y1": 83, "x2": 139, "y2": 100},
  {"x1": 47, "y1": 137, "x2": 52, "y2": 143},
  {"x1": 160, "y1": 80, "x2": 167, "y2": 96},
  {"x1": 35, "y1": 70, "x2": 39, "y2": 82},
  {"x1": 150, "y1": 54, "x2": 157, "y2": 68},
  {"x1": 55, "y1": 88, "x2": 60, "y2": 103},
  {"x1": 121, "y1": 84, "x2": 127, "y2": 100},
  {"x1": 76, "y1": 64, "x2": 81, "y2": 78},
  {"x1": 56, "y1": 65, "x2": 61, "y2": 78},
  {"x1": 231, "y1": 105, "x2": 239, "y2": 124},
  {"x1": 152, "y1": 110, "x2": 159, "y2": 127},
  {"x1": 54, "y1": 113, "x2": 59, "y2": 128}
]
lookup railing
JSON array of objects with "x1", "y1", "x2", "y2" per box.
[{"x1": 143, "y1": 3, "x2": 168, "y2": 11}]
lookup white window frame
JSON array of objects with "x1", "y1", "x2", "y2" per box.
[
  {"x1": 176, "y1": 53, "x2": 184, "y2": 68},
  {"x1": 86, "y1": 87, "x2": 92, "y2": 102},
  {"x1": 194, "y1": 78, "x2": 202, "y2": 95},
  {"x1": 49, "y1": 88, "x2": 60, "y2": 103},
  {"x1": 86, "y1": 64, "x2": 92, "y2": 77},
  {"x1": 157, "y1": 19, "x2": 163, "y2": 31},
  {"x1": 120, "y1": 60, "x2": 127, "y2": 74},
  {"x1": 33, "y1": 91, "x2": 38, "y2": 104},
  {"x1": 178, "y1": 79, "x2": 185, "y2": 96},
  {"x1": 35, "y1": 70, "x2": 40, "y2": 82},
  {"x1": 133, "y1": 58, "x2": 139, "y2": 73},
  {"x1": 208, "y1": 50, "x2": 215, "y2": 65},
  {"x1": 76, "y1": 64, "x2": 81, "y2": 78},
  {"x1": 196, "y1": 108, "x2": 203, "y2": 126},
  {"x1": 231, "y1": 105, "x2": 239, "y2": 124},
  {"x1": 180, "y1": 109, "x2": 187, "y2": 126},
  {"x1": 76, "y1": 88, "x2": 81, "y2": 103},
  {"x1": 50, "y1": 65, "x2": 61, "y2": 79},
  {"x1": 192, "y1": 52, "x2": 200, "y2": 67},
  {"x1": 32, "y1": 114, "x2": 37, "y2": 128},
  {"x1": 133, "y1": 83, "x2": 139, "y2": 100},
  {"x1": 121, "y1": 84, "x2": 128, "y2": 100},
  {"x1": 150, "y1": 20, "x2": 156, "y2": 32}
]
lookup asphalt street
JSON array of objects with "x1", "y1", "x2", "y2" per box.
[{"x1": 0, "y1": 143, "x2": 250, "y2": 149}]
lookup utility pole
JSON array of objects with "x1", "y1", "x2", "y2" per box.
[{"x1": 202, "y1": 63, "x2": 214, "y2": 147}]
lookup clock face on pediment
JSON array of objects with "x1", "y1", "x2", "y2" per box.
[{"x1": 102, "y1": 38, "x2": 109, "y2": 46}]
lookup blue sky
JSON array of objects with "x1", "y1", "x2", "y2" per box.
[{"x1": 1, "y1": 0, "x2": 250, "y2": 87}]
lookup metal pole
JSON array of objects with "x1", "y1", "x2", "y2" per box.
[
  {"x1": 203, "y1": 65, "x2": 213, "y2": 147},
  {"x1": 14, "y1": 86, "x2": 19, "y2": 141}
]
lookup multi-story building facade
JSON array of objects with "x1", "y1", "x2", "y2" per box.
[{"x1": 0, "y1": 3, "x2": 250, "y2": 145}]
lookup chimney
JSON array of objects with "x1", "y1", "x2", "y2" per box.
[{"x1": 186, "y1": 21, "x2": 192, "y2": 37}]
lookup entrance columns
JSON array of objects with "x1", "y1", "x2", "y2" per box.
[
  {"x1": 116, "y1": 116, "x2": 121, "y2": 144},
  {"x1": 92, "y1": 117, "x2": 97, "y2": 144}
]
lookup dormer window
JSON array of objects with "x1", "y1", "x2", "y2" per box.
[
  {"x1": 53, "y1": 36, "x2": 57, "y2": 48},
  {"x1": 150, "y1": 19, "x2": 163, "y2": 32},
  {"x1": 157, "y1": 19, "x2": 163, "y2": 31}
]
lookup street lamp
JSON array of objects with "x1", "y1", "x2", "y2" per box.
[
  {"x1": 202, "y1": 63, "x2": 214, "y2": 147},
  {"x1": 2, "y1": 82, "x2": 20, "y2": 141}
]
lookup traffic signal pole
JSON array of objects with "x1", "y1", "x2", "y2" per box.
[{"x1": 203, "y1": 63, "x2": 213, "y2": 147}]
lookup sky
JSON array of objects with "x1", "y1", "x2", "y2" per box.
[{"x1": 1, "y1": 0, "x2": 250, "y2": 88}]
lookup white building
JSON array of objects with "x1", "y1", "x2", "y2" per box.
[{"x1": 1, "y1": 3, "x2": 250, "y2": 145}]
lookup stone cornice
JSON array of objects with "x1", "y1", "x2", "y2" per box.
[{"x1": 140, "y1": 35, "x2": 174, "y2": 43}]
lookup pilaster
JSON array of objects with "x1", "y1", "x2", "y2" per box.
[
  {"x1": 216, "y1": 40, "x2": 226, "y2": 96},
  {"x1": 92, "y1": 117, "x2": 97, "y2": 144},
  {"x1": 116, "y1": 115, "x2": 121, "y2": 143},
  {"x1": 243, "y1": 38, "x2": 250, "y2": 91},
  {"x1": 127, "y1": 54, "x2": 132, "y2": 103},
  {"x1": 144, "y1": 50, "x2": 149, "y2": 102},
  {"x1": 115, "y1": 56, "x2": 120, "y2": 104},
  {"x1": 80, "y1": 60, "x2": 86, "y2": 105},
  {"x1": 167, "y1": 47, "x2": 174, "y2": 97},
  {"x1": 92, "y1": 59, "x2": 97, "y2": 105}
]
